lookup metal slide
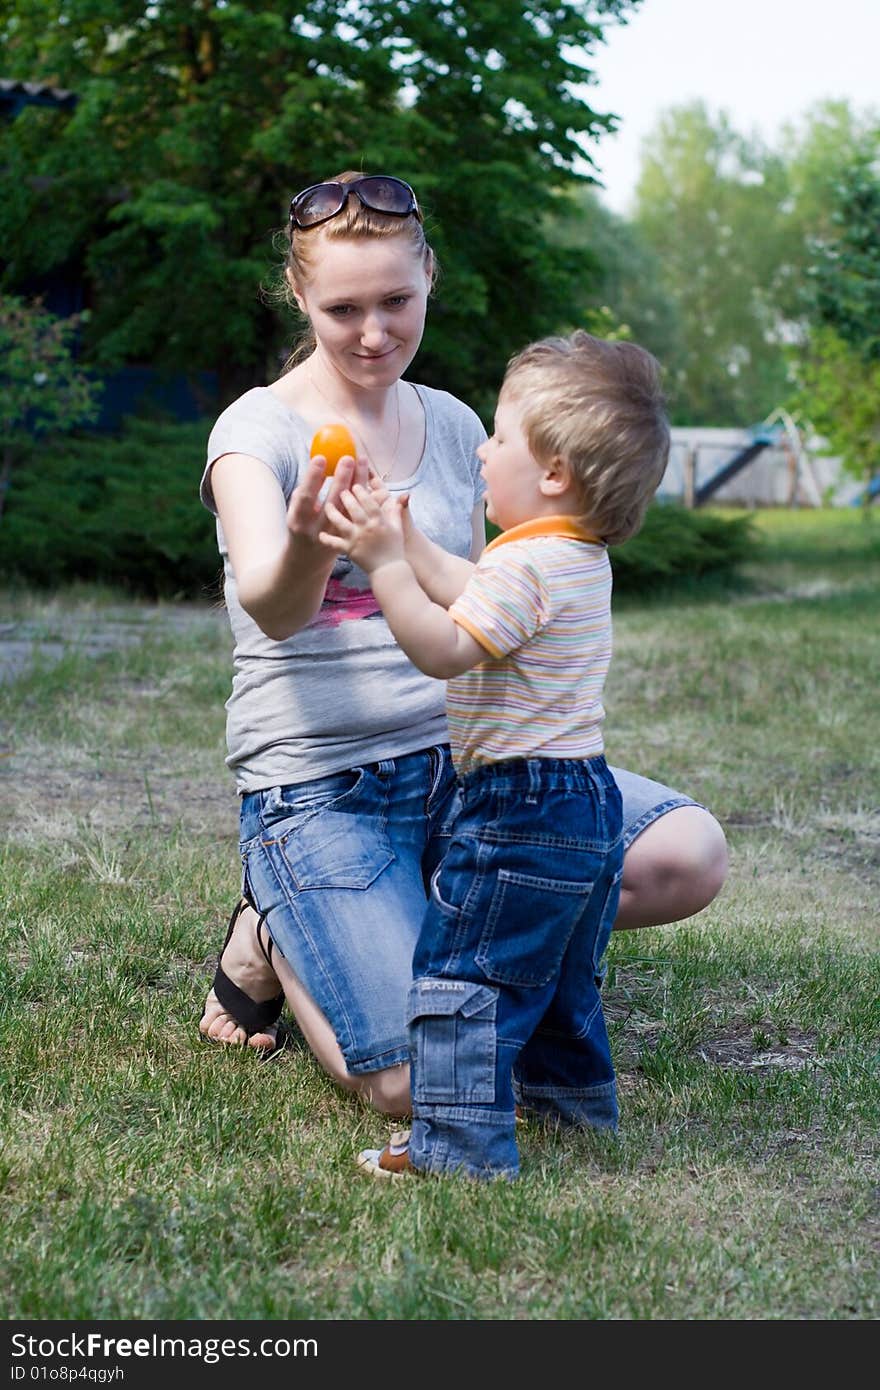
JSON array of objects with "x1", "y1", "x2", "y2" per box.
[{"x1": 693, "y1": 438, "x2": 773, "y2": 506}]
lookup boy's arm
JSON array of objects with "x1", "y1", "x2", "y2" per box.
[
  {"x1": 402, "y1": 515, "x2": 477, "y2": 606},
  {"x1": 370, "y1": 562, "x2": 488, "y2": 679},
  {"x1": 371, "y1": 482, "x2": 484, "y2": 606},
  {"x1": 319, "y1": 486, "x2": 488, "y2": 679}
]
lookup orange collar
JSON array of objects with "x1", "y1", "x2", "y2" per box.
[{"x1": 484, "y1": 515, "x2": 603, "y2": 553}]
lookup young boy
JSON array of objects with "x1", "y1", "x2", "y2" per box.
[{"x1": 320, "y1": 330, "x2": 670, "y2": 1180}]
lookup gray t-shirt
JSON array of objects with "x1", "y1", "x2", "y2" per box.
[{"x1": 201, "y1": 383, "x2": 487, "y2": 793}]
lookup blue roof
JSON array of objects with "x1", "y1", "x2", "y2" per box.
[{"x1": 0, "y1": 79, "x2": 77, "y2": 118}]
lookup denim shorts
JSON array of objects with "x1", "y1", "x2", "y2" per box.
[{"x1": 239, "y1": 746, "x2": 699, "y2": 1075}]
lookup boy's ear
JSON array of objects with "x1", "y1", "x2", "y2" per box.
[{"x1": 540, "y1": 455, "x2": 574, "y2": 498}]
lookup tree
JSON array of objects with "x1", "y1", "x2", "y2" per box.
[
  {"x1": 790, "y1": 149, "x2": 880, "y2": 496},
  {"x1": 0, "y1": 0, "x2": 639, "y2": 412},
  {"x1": 776, "y1": 100, "x2": 880, "y2": 328},
  {"x1": 791, "y1": 327, "x2": 879, "y2": 495},
  {"x1": 0, "y1": 295, "x2": 101, "y2": 522},
  {"x1": 809, "y1": 159, "x2": 880, "y2": 362},
  {"x1": 621, "y1": 99, "x2": 880, "y2": 427},
  {"x1": 545, "y1": 185, "x2": 684, "y2": 360},
  {"x1": 632, "y1": 102, "x2": 794, "y2": 425}
]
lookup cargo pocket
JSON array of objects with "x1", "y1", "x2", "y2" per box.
[
  {"x1": 407, "y1": 977, "x2": 498, "y2": 1105},
  {"x1": 476, "y1": 869, "x2": 588, "y2": 987}
]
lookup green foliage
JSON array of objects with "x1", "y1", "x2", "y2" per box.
[
  {"x1": 0, "y1": 294, "x2": 100, "y2": 443},
  {"x1": 0, "y1": 295, "x2": 102, "y2": 521},
  {"x1": 790, "y1": 149, "x2": 880, "y2": 490},
  {"x1": 0, "y1": 0, "x2": 638, "y2": 409},
  {"x1": 609, "y1": 503, "x2": 758, "y2": 592},
  {"x1": 546, "y1": 186, "x2": 682, "y2": 360},
  {"x1": 0, "y1": 418, "x2": 220, "y2": 596},
  {"x1": 631, "y1": 103, "x2": 793, "y2": 425},
  {"x1": 808, "y1": 159, "x2": 880, "y2": 362},
  {"x1": 790, "y1": 327, "x2": 880, "y2": 488},
  {"x1": 618, "y1": 100, "x2": 879, "y2": 428}
]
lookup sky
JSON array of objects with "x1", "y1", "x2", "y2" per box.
[{"x1": 581, "y1": 0, "x2": 880, "y2": 213}]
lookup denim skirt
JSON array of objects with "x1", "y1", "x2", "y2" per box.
[{"x1": 238, "y1": 746, "x2": 699, "y2": 1074}]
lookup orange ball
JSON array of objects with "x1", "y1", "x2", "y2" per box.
[{"x1": 310, "y1": 423, "x2": 357, "y2": 475}]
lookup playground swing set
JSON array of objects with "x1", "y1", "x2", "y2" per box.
[{"x1": 681, "y1": 408, "x2": 875, "y2": 510}]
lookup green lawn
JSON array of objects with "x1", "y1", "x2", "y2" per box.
[{"x1": 0, "y1": 507, "x2": 877, "y2": 1320}]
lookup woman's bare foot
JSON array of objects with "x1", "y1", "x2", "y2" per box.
[{"x1": 199, "y1": 902, "x2": 282, "y2": 1050}]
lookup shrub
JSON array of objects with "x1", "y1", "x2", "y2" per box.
[
  {"x1": 1, "y1": 423, "x2": 755, "y2": 600},
  {"x1": 0, "y1": 417, "x2": 221, "y2": 598},
  {"x1": 0, "y1": 295, "x2": 102, "y2": 524},
  {"x1": 609, "y1": 502, "x2": 758, "y2": 592}
]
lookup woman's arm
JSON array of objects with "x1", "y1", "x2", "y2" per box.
[{"x1": 211, "y1": 451, "x2": 361, "y2": 641}]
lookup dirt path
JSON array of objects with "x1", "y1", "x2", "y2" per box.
[
  {"x1": 0, "y1": 602, "x2": 226, "y2": 684},
  {"x1": 0, "y1": 600, "x2": 234, "y2": 839}
]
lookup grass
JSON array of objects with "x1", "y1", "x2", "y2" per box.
[{"x1": 0, "y1": 507, "x2": 877, "y2": 1321}]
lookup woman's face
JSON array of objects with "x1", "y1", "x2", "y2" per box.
[{"x1": 294, "y1": 234, "x2": 432, "y2": 390}]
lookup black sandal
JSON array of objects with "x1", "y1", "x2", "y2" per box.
[{"x1": 210, "y1": 897, "x2": 286, "y2": 1047}]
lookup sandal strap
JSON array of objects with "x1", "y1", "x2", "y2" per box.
[
  {"x1": 255, "y1": 915, "x2": 275, "y2": 970},
  {"x1": 212, "y1": 895, "x2": 283, "y2": 1035},
  {"x1": 212, "y1": 962, "x2": 284, "y2": 1034}
]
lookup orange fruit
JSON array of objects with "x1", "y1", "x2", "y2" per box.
[{"x1": 310, "y1": 423, "x2": 357, "y2": 475}]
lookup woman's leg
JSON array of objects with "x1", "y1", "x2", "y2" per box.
[
  {"x1": 199, "y1": 907, "x2": 410, "y2": 1109},
  {"x1": 198, "y1": 794, "x2": 731, "y2": 1049},
  {"x1": 200, "y1": 754, "x2": 445, "y2": 1112},
  {"x1": 199, "y1": 903, "x2": 283, "y2": 1050},
  {"x1": 614, "y1": 804, "x2": 728, "y2": 930},
  {"x1": 266, "y1": 950, "x2": 411, "y2": 1114}
]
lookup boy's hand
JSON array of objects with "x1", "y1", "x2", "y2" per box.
[
  {"x1": 368, "y1": 474, "x2": 418, "y2": 552},
  {"x1": 320, "y1": 483, "x2": 407, "y2": 575}
]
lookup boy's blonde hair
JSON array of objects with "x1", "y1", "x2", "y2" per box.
[{"x1": 502, "y1": 330, "x2": 670, "y2": 545}]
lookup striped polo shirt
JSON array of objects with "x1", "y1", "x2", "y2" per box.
[{"x1": 447, "y1": 515, "x2": 611, "y2": 775}]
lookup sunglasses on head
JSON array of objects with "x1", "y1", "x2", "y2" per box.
[{"x1": 289, "y1": 175, "x2": 421, "y2": 230}]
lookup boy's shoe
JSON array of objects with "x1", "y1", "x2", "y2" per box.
[{"x1": 356, "y1": 1128, "x2": 417, "y2": 1179}]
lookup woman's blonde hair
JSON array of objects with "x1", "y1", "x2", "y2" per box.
[{"x1": 502, "y1": 330, "x2": 670, "y2": 545}]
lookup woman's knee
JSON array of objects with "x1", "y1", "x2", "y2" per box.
[
  {"x1": 661, "y1": 807, "x2": 727, "y2": 894},
  {"x1": 696, "y1": 811, "x2": 728, "y2": 899},
  {"x1": 347, "y1": 1064, "x2": 411, "y2": 1116},
  {"x1": 616, "y1": 806, "x2": 728, "y2": 929}
]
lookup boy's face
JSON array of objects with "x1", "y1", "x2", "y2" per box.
[{"x1": 476, "y1": 393, "x2": 545, "y2": 531}]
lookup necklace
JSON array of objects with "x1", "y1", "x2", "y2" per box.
[{"x1": 308, "y1": 371, "x2": 402, "y2": 482}]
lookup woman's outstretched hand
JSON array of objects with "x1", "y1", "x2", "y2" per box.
[{"x1": 286, "y1": 453, "x2": 369, "y2": 548}]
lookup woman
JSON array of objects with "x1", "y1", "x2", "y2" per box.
[{"x1": 198, "y1": 172, "x2": 727, "y2": 1115}]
